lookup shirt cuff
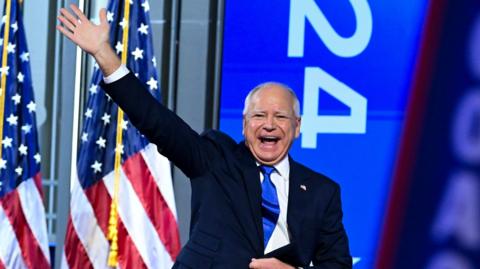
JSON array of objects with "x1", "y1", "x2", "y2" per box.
[{"x1": 103, "y1": 64, "x2": 130, "y2": 84}]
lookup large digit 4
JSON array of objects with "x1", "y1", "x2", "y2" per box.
[{"x1": 301, "y1": 67, "x2": 367, "y2": 148}]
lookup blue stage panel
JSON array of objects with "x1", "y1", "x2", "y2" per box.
[{"x1": 219, "y1": 1, "x2": 430, "y2": 267}]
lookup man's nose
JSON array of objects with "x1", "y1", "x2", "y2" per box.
[{"x1": 263, "y1": 115, "x2": 276, "y2": 130}]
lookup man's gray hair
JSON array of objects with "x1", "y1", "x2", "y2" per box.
[{"x1": 242, "y1": 82, "x2": 301, "y2": 118}]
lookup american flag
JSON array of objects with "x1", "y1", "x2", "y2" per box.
[
  {"x1": 0, "y1": 0, "x2": 51, "y2": 268},
  {"x1": 62, "y1": 0, "x2": 180, "y2": 268}
]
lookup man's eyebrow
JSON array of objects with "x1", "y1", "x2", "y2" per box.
[{"x1": 274, "y1": 110, "x2": 294, "y2": 115}]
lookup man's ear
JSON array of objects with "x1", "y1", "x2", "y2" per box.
[
  {"x1": 242, "y1": 116, "x2": 246, "y2": 136},
  {"x1": 294, "y1": 117, "x2": 301, "y2": 138}
]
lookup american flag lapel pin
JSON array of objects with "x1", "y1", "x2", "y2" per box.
[{"x1": 300, "y1": 184, "x2": 307, "y2": 191}]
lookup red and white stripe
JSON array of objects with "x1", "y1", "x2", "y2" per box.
[
  {"x1": 0, "y1": 174, "x2": 51, "y2": 269},
  {"x1": 63, "y1": 144, "x2": 180, "y2": 269}
]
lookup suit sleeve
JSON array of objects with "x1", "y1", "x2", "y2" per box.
[
  {"x1": 101, "y1": 72, "x2": 216, "y2": 178},
  {"x1": 310, "y1": 184, "x2": 352, "y2": 269}
]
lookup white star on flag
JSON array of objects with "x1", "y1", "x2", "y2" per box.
[
  {"x1": 6, "y1": 114, "x2": 17, "y2": 126},
  {"x1": 11, "y1": 21, "x2": 18, "y2": 32},
  {"x1": 0, "y1": 158, "x2": 6, "y2": 170},
  {"x1": 12, "y1": 93, "x2": 21, "y2": 104},
  {"x1": 152, "y1": 56, "x2": 157, "y2": 67},
  {"x1": 20, "y1": 51, "x2": 29, "y2": 62},
  {"x1": 101, "y1": 113, "x2": 111, "y2": 125},
  {"x1": 84, "y1": 108, "x2": 93, "y2": 118},
  {"x1": 26, "y1": 101, "x2": 36, "y2": 113},
  {"x1": 121, "y1": 120, "x2": 129, "y2": 130},
  {"x1": 0, "y1": 66, "x2": 9, "y2": 75},
  {"x1": 89, "y1": 84, "x2": 98, "y2": 94},
  {"x1": 15, "y1": 166, "x2": 23, "y2": 176},
  {"x1": 2, "y1": 136, "x2": 12, "y2": 148},
  {"x1": 17, "y1": 72, "x2": 24, "y2": 82},
  {"x1": 18, "y1": 144, "x2": 28, "y2": 155},
  {"x1": 146, "y1": 77, "x2": 158, "y2": 90},
  {"x1": 142, "y1": 1, "x2": 150, "y2": 12},
  {"x1": 138, "y1": 23, "x2": 148, "y2": 35},
  {"x1": 119, "y1": 18, "x2": 128, "y2": 29},
  {"x1": 81, "y1": 132, "x2": 89, "y2": 142},
  {"x1": 34, "y1": 153, "x2": 41, "y2": 163},
  {"x1": 115, "y1": 144, "x2": 124, "y2": 154},
  {"x1": 115, "y1": 41, "x2": 123, "y2": 54},
  {"x1": 96, "y1": 137, "x2": 106, "y2": 149},
  {"x1": 107, "y1": 11, "x2": 114, "y2": 22},
  {"x1": 7, "y1": 42, "x2": 16, "y2": 54},
  {"x1": 21, "y1": 124, "x2": 32, "y2": 134},
  {"x1": 91, "y1": 161, "x2": 102, "y2": 173},
  {"x1": 131, "y1": 47, "x2": 144, "y2": 60}
]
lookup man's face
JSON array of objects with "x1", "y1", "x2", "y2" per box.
[{"x1": 243, "y1": 85, "x2": 301, "y2": 165}]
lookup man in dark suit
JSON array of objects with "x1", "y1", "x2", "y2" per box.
[{"x1": 58, "y1": 4, "x2": 352, "y2": 269}]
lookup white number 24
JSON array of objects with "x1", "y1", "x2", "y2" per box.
[{"x1": 288, "y1": 0, "x2": 372, "y2": 148}]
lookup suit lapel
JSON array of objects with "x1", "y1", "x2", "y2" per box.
[
  {"x1": 234, "y1": 143, "x2": 264, "y2": 253},
  {"x1": 286, "y1": 158, "x2": 311, "y2": 244}
]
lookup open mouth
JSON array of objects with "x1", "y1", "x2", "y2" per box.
[{"x1": 259, "y1": 136, "x2": 280, "y2": 144}]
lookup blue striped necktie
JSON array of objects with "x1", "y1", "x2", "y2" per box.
[{"x1": 260, "y1": 165, "x2": 280, "y2": 249}]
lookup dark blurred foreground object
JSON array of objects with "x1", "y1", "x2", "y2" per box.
[{"x1": 376, "y1": 0, "x2": 480, "y2": 268}]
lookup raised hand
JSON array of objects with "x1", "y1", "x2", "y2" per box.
[{"x1": 57, "y1": 4, "x2": 120, "y2": 76}]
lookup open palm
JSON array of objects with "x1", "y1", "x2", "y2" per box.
[{"x1": 57, "y1": 4, "x2": 110, "y2": 56}]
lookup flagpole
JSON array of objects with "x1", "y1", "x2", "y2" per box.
[
  {"x1": 0, "y1": 0, "x2": 12, "y2": 163},
  {"x1": 107, "y1": 0, "x2": 131, "y2": 266},
  {"x1": 69, "y1": 0, "x2": 85, "y2": 197}
]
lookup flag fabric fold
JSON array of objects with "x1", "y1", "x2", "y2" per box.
[
  {"x1": 0, "y1": 0, "x2": 50, "y2": 268},
  {"x1": 63, "y1": 0, "x2": 181, "y2": 268}
]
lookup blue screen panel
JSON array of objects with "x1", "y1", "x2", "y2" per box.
[{"x1": 219, "y1": 1, "x2": 430, "y2": 267}]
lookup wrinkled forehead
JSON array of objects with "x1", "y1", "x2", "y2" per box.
[{"x1": 249, "y1": 86, "x2": 296, "y2": 110}]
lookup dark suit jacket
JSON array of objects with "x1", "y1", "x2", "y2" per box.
[{"x1": 102, "y1": 72, "x2": 352, "y2": 269}]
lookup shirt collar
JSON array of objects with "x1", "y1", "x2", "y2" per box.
[
  {"x1": 273, "y1": 156, "x2": 290, "y2": 181},
  {"x1": 257, "y1": 156, "x2": 290, "y2": 181}
]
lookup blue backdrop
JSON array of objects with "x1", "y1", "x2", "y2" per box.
[{"x1": 219, "y1": 1, "x2": 430, "y2": 267}]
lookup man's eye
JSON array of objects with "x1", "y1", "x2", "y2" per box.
[{"x1": 253, "y1": 114, "x2": 265, "y2": 118}]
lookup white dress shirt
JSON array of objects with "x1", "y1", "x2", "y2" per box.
[{"x1": 260, "y1": 156, "x2": 291, "y2": 254}]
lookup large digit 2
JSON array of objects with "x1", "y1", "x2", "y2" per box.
[{"x1": 288, "y1": 0, "x2": 373, "y2": 58}]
